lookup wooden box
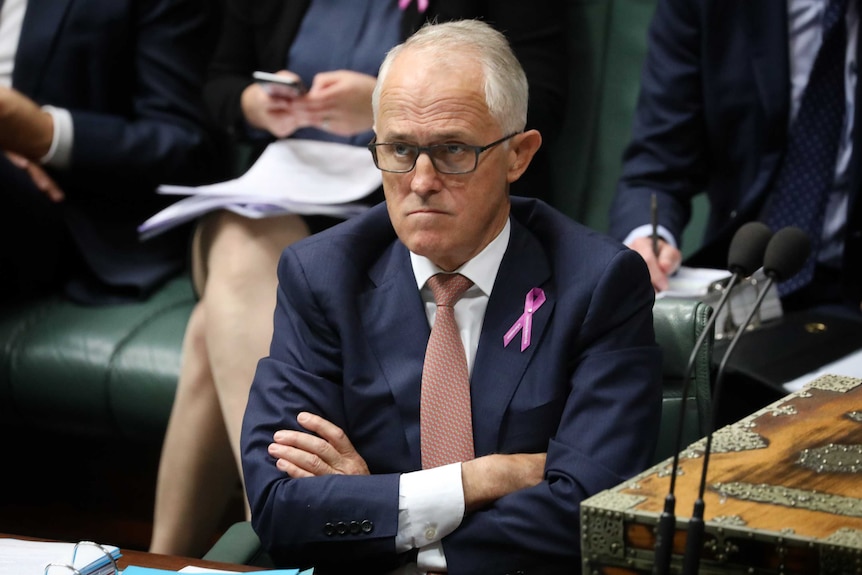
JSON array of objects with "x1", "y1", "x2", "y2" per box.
[{"x1": 581, "y1": 375, "x2": 862, "y2": 574}]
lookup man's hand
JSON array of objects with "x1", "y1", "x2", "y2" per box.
[
  {"x1": 461, "y1": 452, "x2": 547, "y2": 513},
  {"x1": 6, "y1": 151, "x2": 64, "y2": 202},
  {"x1": 628, "y1": 236, "x2": 682, "y2": 292},
  {"x1": 0, "y1": 86, "x2": 54, "y2": 160},
  {"x1": 269, "y1": 412, "x2": 370, "y2": 478}
]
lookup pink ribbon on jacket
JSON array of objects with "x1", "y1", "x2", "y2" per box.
[
  {"x1": 503, "y1": 288, "x2": 546, "y2": 352},
  {"x1": 399, "y1": 0, "x2": 429, "y2": 13}
]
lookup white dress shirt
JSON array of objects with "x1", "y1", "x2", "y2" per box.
[{"x1": 390, "y1": 218, "x2": 511, "y2": 574}]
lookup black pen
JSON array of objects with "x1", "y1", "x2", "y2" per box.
[{"x1": 650, "y1": 192, "x2": 660, "y2": 257}]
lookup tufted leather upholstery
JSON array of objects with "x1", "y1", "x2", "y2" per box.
[
  {"x1": 651, "y1": 297, "x2": 713, "y2": 464},
  {"x1": 0, "y1": 275, "x2": 194, "y2": 446}
]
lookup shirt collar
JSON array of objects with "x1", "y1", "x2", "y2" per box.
[{"x1": 410, "y1": 218, "x2": 511, "y2": 297}]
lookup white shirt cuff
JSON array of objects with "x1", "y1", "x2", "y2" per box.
[
  {"x1": 40, "y1": 105, "x2": 73, "y2": 168},
  {"x1": 623, "y1": 223, "x2": 678, "y2": 250},
  {"x1": 395, "y1": 462, "x2": 465, "y2": 568}
]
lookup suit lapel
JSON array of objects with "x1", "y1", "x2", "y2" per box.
[
  {"x1": 470, "y1": 217, "x2": 553, "y2": 455},
  {"x1": 13, "y1": 0, "x2": 74, "y2": 95},
  {"x1": 359, "y1": 241, "x2": 428, "y2": 466}
]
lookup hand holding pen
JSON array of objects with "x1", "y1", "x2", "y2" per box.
[{"x1": 627, "y1": 192, "x2": 682, "y2": 292}]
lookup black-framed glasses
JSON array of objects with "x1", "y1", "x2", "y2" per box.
[{"x1": 367, "y1": 132, "x2": 520, "y2": 174}]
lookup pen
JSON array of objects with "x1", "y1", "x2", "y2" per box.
[{"x1": 651, "y1": 192, "x2": 660, "y2": 258}]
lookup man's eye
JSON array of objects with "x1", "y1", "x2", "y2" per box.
[
  {"x1": 443, "y1": 144, "x2": 468, "y2": 155},
  {"x1": 392, "y1": 143, "x2": 413, "y2": 157}
]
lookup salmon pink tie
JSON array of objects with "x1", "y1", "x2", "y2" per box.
[{"x1": 420, "y1": 273, "x2": 474, "y2": 469}]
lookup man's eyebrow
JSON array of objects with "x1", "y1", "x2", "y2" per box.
[{"x1": 379, "y1": 132, "x2": 471, "y2": 143}]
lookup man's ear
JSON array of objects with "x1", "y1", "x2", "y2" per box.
[{"x1": 506, "y1": 129, "x2": 542, "y2": 183}]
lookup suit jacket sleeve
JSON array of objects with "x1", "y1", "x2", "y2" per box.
[
  {"x1": 609, "y1": 0, "x2": 707, "y2": 245},
  {"x1": 241, "y1": 240, "x2": 406, "y2": 571},
  {"x1": 62, "y1": 0, "x2": 221, "y2": 187}
]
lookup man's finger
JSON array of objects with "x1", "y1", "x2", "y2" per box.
[
  {"x1": 270, "y1": 443, "x2": 329, "y2": 476},
  {"x1": 297, "y1": 412, "x2": 352, "y2": 451}
]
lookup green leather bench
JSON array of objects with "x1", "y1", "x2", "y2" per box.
[{"x1": 0, "y1": 274, "x2": 194, "y2": 446}]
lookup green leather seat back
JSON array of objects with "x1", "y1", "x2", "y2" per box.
[
  {"x1": 652, "y1": 297, "x2": 713, "y2": 464},
  {"x1": 0, "y1": 275, "x2": 194, "y2": 445},
  {"x1": 550, "y1": 0, "x2": 656, "y2": 231},
  {"x1": 552, "y1": 0, "x2": 708, "y2": 255}
]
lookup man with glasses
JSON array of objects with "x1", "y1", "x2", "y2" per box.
[{"x1": 241, "y1": 20, "x2": 661, "y2": 575}]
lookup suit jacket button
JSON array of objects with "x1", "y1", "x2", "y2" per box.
[
  {"x1": 324, "y1": 522, "x2": 335, "y2": 536},
  {"x1": 349, "y1": 520, "x2": 361, "y2": 535},
  {"x1": 360, "y1": 519, "x2": 374, "y2": 533},
  {"x1": 336, "y1": 521, "x2": 348, "y2": 535}
]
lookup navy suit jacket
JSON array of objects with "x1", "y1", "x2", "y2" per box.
[
  {"x1": 241, "y1": 197, "x2": 662, "y2": 574},
  {"x1": 6, "y1": 0, "x2": 223, "y2": 299},
  {"x1": 610, "y1": 0, "x2": 862, "y2": 303}
]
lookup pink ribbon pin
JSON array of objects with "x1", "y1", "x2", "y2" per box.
[
  {"x1": 399, "y1": 0, "x2": 429, "y2": 12},
  {"x1": 503, "y1": 288, "x2": 546, "y2": 352}
]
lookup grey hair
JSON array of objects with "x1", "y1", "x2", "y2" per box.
[{"x1": 372, "y1": 19, "x2": 529, "y2": 135}]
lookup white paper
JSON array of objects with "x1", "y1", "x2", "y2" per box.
[
  {"x1": 0, "y1": 538, "x2": 119, "y2": 575},
  {"x1": 657, "y1": 266, "x2": 731, "y2": 298},
  {"x1": 139, "y1": 139, "x2": 381, "y2": 239}
]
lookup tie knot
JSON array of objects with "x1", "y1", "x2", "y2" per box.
[{"x1": 427, "y1": 273, "x2": 473, "y2": 307}]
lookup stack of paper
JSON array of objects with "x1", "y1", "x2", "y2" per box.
[
  {"x1": 138, "y1": 139, "x2": 382, "y2": 240},
  {"x1": 0, "y1": 538, "x2": 120, "y2": 575}
]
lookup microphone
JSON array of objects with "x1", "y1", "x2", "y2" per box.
[
  {"x1": 651, "y1": 222, "x2": 772, "y2": 575},
  {"x1": 680, "y1": 226, "x2": 811, "y2": 575}
]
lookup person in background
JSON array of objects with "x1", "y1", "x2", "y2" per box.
[
  {"x1": 241, "y1": 19, "x2": 661, "y2": 574},
  {"x1": 150, "y1": 0, "x2": 567, "y2": 557},
  {"x1": 609, "y1": 0, "x2": 861, "y2": 315},
  {"x1": 0, "y1": 0, "x2": 223, "y2": 305}
]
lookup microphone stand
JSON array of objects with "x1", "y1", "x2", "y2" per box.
[
  {"x1": 680, "y1": 274, "x2": 776, "y2": 575},
  {"x1": 652, "y1": 273, "x2": 741, "y2": 575}
]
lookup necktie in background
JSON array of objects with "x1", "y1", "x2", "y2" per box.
[
  {"x1": 420, "y1": 273, "x2": 475, "y2": 469},
  {"x1": 765, "y1": 0, "x2": 849, "y2": 295}
]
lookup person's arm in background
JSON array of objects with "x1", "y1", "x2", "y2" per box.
[
  {"x1": 204, "y1": 0, "x2": 304, "y2": 138},
  {"x1": 1, "y1": 0, "x2": 221, "y2": 196},
  {"x1": 0, "y1": 87, "x2": 63, "y2": 201},
  {"x1": 68, "y1": 0, "x2": 221, "y2": 189},
  {"x1": 608, "y1": 0, "x2": 708, "y2": 290}
]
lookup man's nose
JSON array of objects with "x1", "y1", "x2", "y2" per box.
[{"x1": 410, "y1": 153, "x2": 440, "y2": 195}]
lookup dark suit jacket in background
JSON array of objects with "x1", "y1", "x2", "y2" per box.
[
  {"x1": 204, "y1": 0, "x2": 568, "y2": 202},
  {"x1": 2, "y1": 0, "x2": 225, "y2": 302},
  {"x1": 609, "y1": 0, "x2": 862, "y2": 304},
  {"x1": 241, "y1": 197, "x2": 662, "y2": 574}
]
